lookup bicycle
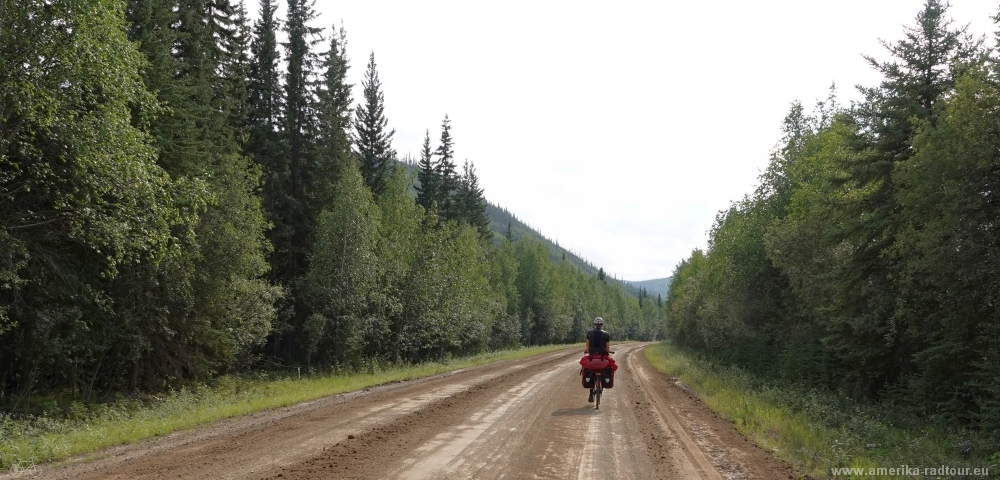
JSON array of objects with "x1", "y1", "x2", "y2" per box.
[
  {"x1": 592, "y1": 370, "x2": 604, "y2": 409},
  {"x1": 585, "y1": 350, "x2": 614, "y2": 410}
]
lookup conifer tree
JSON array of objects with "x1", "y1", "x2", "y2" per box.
[
  {"x1": 434, "y1": 114, "x2": 458, "y2": 219},
  {"x1": 281, "y1": 0, "x2": 322, "y2": 279},
  {"x1": 2, "y1": 0, "x2": 192, "y2": 394},
  {"x1": 415, "y1": 129, "x2": 439, "y2": 211},
  {"x1": 353, "y1": 52, "x2": 395, "y2": 196},
  {"x1": 822, "y1": 0, "x2": 974, "y2": 393},
  {"x1": 315, "y1": 23, "x2": 353, "y2": 188},
  {"x1": 122, "y1": 0, "x2": 277, "y2": 384},
  {"x1": 246, "y1": 0, "x2": 288, "y2": 284},
  {"x1": 458, "y1": 160, "x2": 492, "y2": 242},
  {"x1": 222, "y1": 0, "x2": 252, "y2": 139}
]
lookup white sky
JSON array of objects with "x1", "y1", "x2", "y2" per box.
[{"x1": 302, "y1": 0, "x2": 999, "y2": 281}]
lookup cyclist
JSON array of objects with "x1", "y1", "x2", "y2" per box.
[
  {"x1": 584, "y1": 317, "x2": 612, "y2": 403},
  {"x1": 585, "y1": 317, "x2": 610, "y2": 356}
]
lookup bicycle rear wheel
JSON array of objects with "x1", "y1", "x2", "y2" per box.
[{"x1": 595, "y1": 382, "x2": 603, "y2": 409}]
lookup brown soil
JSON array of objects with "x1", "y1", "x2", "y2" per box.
[{"x1": 10, "y1": 344, "x2": 801, "y2": 479}]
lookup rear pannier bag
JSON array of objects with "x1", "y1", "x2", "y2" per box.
[
  {"x1": 601, "y1": 367, "x2": 614, "y2": 388},
  {"x1": 579, "y1": 354, "x2": 618, "y2": 389}
]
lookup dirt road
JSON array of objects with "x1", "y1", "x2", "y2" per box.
[{"x1": 22, "y1": 343, "x2": 798, "y2": 479}]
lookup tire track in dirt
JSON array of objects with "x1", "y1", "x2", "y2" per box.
[
  {"x1": 627, "y1": 347, "x2": 802, "y2": 480},
  {"x1": 13, "y1": 349, "x2": 576, "y2": 480},
  {"x1": 257, "y1": 350, "x2": 581, "y2": 479},
  {"x1": 628, "y1": 348, "x2": 723, "y2": 479}
]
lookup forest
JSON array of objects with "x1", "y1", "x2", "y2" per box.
[
  {"x1": 666, "y1": 0, "x2": 1000, "y2": 430},
  {"x1": 0, "y1": 0, "x2": 666, "y2": 401}
]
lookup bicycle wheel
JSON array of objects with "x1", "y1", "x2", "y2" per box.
[{"x1": 595, "y1": 382, "x2": 602, "y2": 409}]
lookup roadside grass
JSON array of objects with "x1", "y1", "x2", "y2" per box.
[
  {"x1": 644, "y1": 342, "x2": 1000, "y2": 479},
  {"x1": 0, "y1": 344, "x2": 574, "y2": 472}
]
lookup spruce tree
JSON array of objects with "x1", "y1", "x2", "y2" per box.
[
  {"x1": 246, "y1": 0, "x2": 283, "y2": 158},
  {"x1": 222, "y1": 0, "x2": 252, "y2": 140},
  {"x1": 281, "y1": 0, "x2": 322, "y2": 278},
  {"x1": 315, "y1": 22, "x2": 353, "y2": 189},
  {"x1": 246, "y1": 0, "x2": 288, "y2": 284},
  {"x1": 353, "y1": 52, "x2": 395, "y2": 196},
  {"x1": 123, "y1": 0, "x2": 277, "y2": 385},
  {"x1": 434, "y1": 114, "x2": 458, "y2": 219},
  {"x1": 415, "y1": 129, "x2": 439, "y2": 211},
  {"x1": 823, "y1": 0, "x2": 973, "y2": 394},
  {"x1": 458, "y1": 160, "x2": 492, "y2": 242}
]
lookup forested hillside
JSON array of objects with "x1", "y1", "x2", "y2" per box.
[
  {"x1": 483, "y1": 203, "x2": 651, "y2": 297},
  {"x1": 627, "y1": 278, "x2": 671, "y2": 301},
  {"x1": 0, "y1": 0, "x2": 665, "y2": 400},
  {"x1": 402, "y1": 159, "x2": 652, "y2": 298},
  {"x1": 666, "y1": 0, "x2": 1000, "y2": 430}
]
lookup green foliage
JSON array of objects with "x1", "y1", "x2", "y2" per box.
[
  {"x1": 412, "y1": 120, "x2": 490, "y2": 241},
  {"x1": 667, "y1": 0, "x2": 1000, "y2": 431},
  {"x1": 353, "y1": 53, "x2": 395, "y2": 196},
  {"x1": 433, "y1": 115, "x2": 459, "y2": 219},
  {"x1": 415, "y1": 129, "x2": 439, "y2": 212},
  {"x1": 414, "y1": 115, "x2": 464, "y2": 222},
  {"x1": 0, "y1": 0, "x2": 665, "y2": 405},
  {"x1": 507, "y1": 238, "x2": 660, "y2": 346},
  {"x1": 245, "y1": 0, "x2": 286, "y2": 289},
  {"x1": 457, "y1": 160, "x2": 492, "y2": 242},
  {"x1": 261, "y1": 0, "x2": 324, "y2": 289},
  {"x1": 315, "y1": 22, "x2": 353, "y2": 189},
  {"x1": 243, "y1": 0, "x2": 347, "y2": 365},
  {"x1": 892, "y1": 66, "x2": 1000, "y2": 425},
  {"x1": 487, "y1": 240, "x2": 522, "y2": 349},
  {"x1": 0, "y1": 0, "x2": 200, "y2": 396},
  {"x1": 305, "y1": 162, "x2": 380, "y2": 368},
  {"x1": 646, "y1": 342, "x2": 999, "y2": 478},
  {"x1": 125, "y1": 0, "x2": 278, "y2": 385},
  {"x1": 372, "y1": 167, "x2": 422, "y2": 361}
]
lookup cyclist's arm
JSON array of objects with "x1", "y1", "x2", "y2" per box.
[{"x1": 585, "y1": 337, "x2": 590, "y2": 354}]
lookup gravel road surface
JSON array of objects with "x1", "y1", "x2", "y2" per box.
[{"x1": 17, "y1": 343, "x2": 798, "y2": 479}]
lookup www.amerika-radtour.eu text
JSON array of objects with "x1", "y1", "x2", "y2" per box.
[{"x1": 830, "y1": 465, "x2": 989, "y2": 477}]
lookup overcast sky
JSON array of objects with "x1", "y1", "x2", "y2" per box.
[{"x1": 302, "y1": 0, "x2": 999, "y2": 281}]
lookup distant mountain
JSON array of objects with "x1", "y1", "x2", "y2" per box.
[
  {"x1": 485, "y1": 203, "x2": 596, "y2": 270},
  {"x1": 485, "y1": 203, "x2": 648, "y2": 297},
  {"x1": 400, "y1": 158, "x2": 645, "y2": 298},
  {"x1": 624, "y1": 277, "x2": 672, "y2": 299}
]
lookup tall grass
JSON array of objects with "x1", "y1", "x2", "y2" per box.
[
  {"x1": 0, "y1": 344, "x2": 572, "y2": 472},
  {"x1": 644, "y1": 342, "x2": 999, "y2": 479}
]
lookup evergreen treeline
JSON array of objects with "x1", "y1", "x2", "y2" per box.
[
  {"x1": 483, "y1": 204, "x2": 649, "y2": 297},
  {"x1": 0, "y1": 0, "x2": 664, "y2": 399},
  {"x1": 666, "y1": 0, "x2": 1000, "y2": 429}
]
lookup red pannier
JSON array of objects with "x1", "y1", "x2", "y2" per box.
[{"x1": 580, "y1": 354, "x2": 618, "y2": 389}]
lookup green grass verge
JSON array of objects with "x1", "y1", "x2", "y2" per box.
[
  {"x1": 0, "y1": 344, "x2": 574, "y2": 472},
  {"x1": 644, "y1": 342, "x2": 999, "y2": 479}
]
